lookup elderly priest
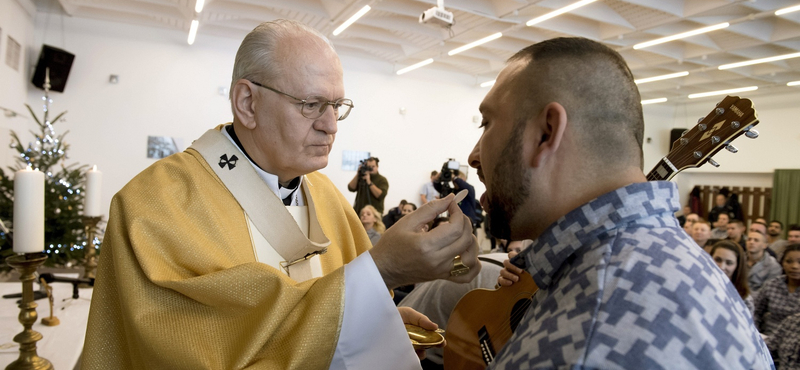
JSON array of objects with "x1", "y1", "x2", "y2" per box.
[{"x1": 82, "y1": 20, "x2": 480, "y2": 370}]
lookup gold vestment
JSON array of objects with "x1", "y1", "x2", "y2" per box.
[{"x1": 82, "y1": 128, "x2": 372, "y2": 369}]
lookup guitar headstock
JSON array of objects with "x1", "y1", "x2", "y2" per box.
[{"x1": 648, "y1": 96, "x2": 759, "y2": 181}]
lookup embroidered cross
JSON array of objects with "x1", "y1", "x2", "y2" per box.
[{"x1": 218, "y1": 154, "x2": 238, "y2": 170}]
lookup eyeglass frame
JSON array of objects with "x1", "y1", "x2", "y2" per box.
[{"x1": 248, "y1": 80, "x2": 354, "y2": 121}]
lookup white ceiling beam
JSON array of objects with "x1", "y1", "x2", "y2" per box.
[
  {"x1": 205, "y1": 1, "x2": 285, "y2": 23},
  {"x1": 358, "y1": 15, "x2": 447, "y2": 40}
]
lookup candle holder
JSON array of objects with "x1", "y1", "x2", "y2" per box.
[
  {"x1": 5, "y1": 252, "x2": 54, "y2": 370},
  {"x1": 81, "y1": 216, "x2": 102, "y2": 283}
]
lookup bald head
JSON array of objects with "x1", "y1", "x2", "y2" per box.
[
  {"x1": 230, "y1": 19, "x2": 335, "y2": 101},
  {"x1": 507, "y1": 38, "x2": 644, "y2": 169}
]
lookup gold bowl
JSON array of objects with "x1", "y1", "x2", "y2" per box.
[{"x1": 405, "y1": 324, "x2": 445, "y2": 350}]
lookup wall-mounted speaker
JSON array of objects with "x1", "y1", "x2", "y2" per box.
[
  {"x1": 669, "y1": 128, "x2": 686, "y2": 151},
  {"x1": 31, "y1": 45, "x2": 75, "y2": 93}
]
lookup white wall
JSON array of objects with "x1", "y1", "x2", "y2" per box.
[
  {"x1": 0, "y1": 0, "x2": 35, "y2": 172},
  {"x1": 17, "y1": 15, "x2": 800, "y2": 218}
]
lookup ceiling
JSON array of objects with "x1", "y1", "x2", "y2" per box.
[{"x1": 32, "y1": 0, "x2": 800, "y2": 101}]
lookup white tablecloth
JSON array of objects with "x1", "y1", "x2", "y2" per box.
[{"x1": 1, "y1": 276, "x2": 92, "y2": 370}]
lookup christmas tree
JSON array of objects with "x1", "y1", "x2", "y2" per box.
[{"x1": 0, "y1": 82, "x2": 97, "y2": 267}]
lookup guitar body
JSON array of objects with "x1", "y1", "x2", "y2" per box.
[{"x1": 443, "y1": 273, "x2": 538, "y2": 370}]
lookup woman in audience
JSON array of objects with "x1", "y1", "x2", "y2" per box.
[
  {"x1": 754, "y1": 244, "x2": 800, "y2": 336},
  {"x1": 360, "y1": 205, "x2": 385, "y2": 246},
  {"x1": 710, "y1": 240, "x2": 754, "y2": 313}
]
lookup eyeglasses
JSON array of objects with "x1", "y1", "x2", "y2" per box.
[{"x1": 249, "y1": 80, "x2": 354, "y2": 121}]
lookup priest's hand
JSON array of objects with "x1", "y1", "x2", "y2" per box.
[
  {"x1": 371, "y1": 193, "x2": 481, "y2": 289},
  {"x1": 397, "y1": 307, "x2": 444, "y2": 360}
]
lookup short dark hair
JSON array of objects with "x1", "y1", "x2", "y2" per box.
[
  {"x1": 770, "y1": 220, "x2": 784, "y2": 229},
  {"x1": 430, "y1": 171, "x2": 438, "y2": 177},
  {"x1": 368, "y1": 157, "x2": 379, "y2": 165},
  {"x1": 781, "y1": 244, "x2": 800, "y2": 264},
  {"x1": 790, "y1": 224, "x2": 800, "y2": 232},
  {"x1": 507, "y1": 37, "x2": 643, "y2": 169},
  {"x1": 729, "y1": 219, "x2": 744, "y2": 227}
]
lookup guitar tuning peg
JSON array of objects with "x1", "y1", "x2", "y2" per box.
[
  {"x1": 698, "y1": 123, "x2": 707, "y2": 131},
  {"x1": 731, "y1": 121, "x2": 740, "y2": 129},
  {"x1": 697, "y1": 117, "x2": 705, "y2": 124},
  {"x1": 745, "y1": 129, "x2": 759, "y2": 139},
  {"x1": 715, "y1": 107, "x2": 725, "y2": 115},
  {"x1": 708, "y1": 158, "x2": 720, "y2": 167},
  {"x1": 726, "y1": 144, "x2": 739, "y2": 153}
]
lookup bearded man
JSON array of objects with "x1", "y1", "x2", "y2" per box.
[{"x1": 470, "y1": 37, "x2": 772, "y2": 369}]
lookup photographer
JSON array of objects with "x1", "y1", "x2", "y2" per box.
[
  {"x1": 452, "y1": 171, "x2": 480, "y2": 230},
  {"x1": 348, "y1": 157, "x2": 389, "y2": 214}
]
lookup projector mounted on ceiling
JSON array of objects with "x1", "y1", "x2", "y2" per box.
[{"x1": 419, "y1": 1, "x2": 454, "y2": 27}]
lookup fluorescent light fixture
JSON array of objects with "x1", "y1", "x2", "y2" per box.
[
  {"x1": 788, "y1": 81, "x2": 800, "y2": 86},
  {"x1": 641, "y1": 98, "x2": 668, "y2": 105},
  {"x1": 480, "y1": 80, "x2": 496, "y2": 88},
  {"x1": 776, "y1": 4, "x2": 800, "y2": 15},
  {"x1": 187, "y1": 20, "x2": 199, "y2": 45},
  {"x1": 195, "y1": 0, "x2": 205, "y2": 13},
  {"x1": 397, "y1": 59, "x2": 434, "y2": 75},
  {"x1": 333, "y1": 5, "x2": 371, "y2": 36},
  {"x1": 448, "y1": 33, "x2": 503, "y2": 56},
  {"x1": 687, "y1": 86, "x2": 758, "y2": 99},
  {"x1": 527, "y1": 0, "x2": 597, "y2": 27},
  {"x1": 633, "y1": 22, "x2": 729, "y2": 50},
  {"x1": 718, "y1": 52, "x2": 800, "y2": 70},
  {"x1": 634, "y1": 71, "x2": 689, "y2": 84}
]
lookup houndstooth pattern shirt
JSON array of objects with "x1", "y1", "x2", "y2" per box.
[
  {"x1": 489, "y1": 181, "x2": 773, "y2": 370},
  {"x1": 754, "y1": 276, "x2": 800, "y2": 337},
  {"x1": 765, "y1": 312, "x2": 800, "y2": 370}
]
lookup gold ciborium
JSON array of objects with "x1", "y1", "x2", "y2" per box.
[{"x1": 5, "y1": 252, "x2": 54, "y2": 370}]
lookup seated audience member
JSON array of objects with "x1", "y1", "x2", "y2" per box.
[
  {"x1": 402, "y1": 202, "x2": 417, "y2": 216},
  {"x1": 788, "y1": 225, "x2": 800, "y2": 245},
  {"x1": 768, "y1": 220, "x2": 789, "y2": 262},
  {"x1": 382, "y1": 199, "x2": 407, "y2": 229},
  {"x1": 420, "y1": 171, "x2": 439, "y2": 205},
  {"x1": 711, "y1": 213, "x2": 730, "y2": 239},
  {"x1": 711, "y1": 240, "x2": 754, "y2": 314},
  {"x1": 708, "y1": 193, "x2": 731, "y2": 224},
  {"x1": 683, "y1": 214, "x2": 699, "y2": 235},
  {"x1": 748, "y1": 231, "x2": 784, "y2": 294},
  {"x1": 754, "y1": 244, "x2": 800, "y2": 337},
  {"x1": 765, "y1": 311, "x2": 800, "y2": 369},
  {"x1": 752, "y1": 220, "x2": 768, "y2": 234},
  {"x1": 691, "y1": 220, "x2": 716, "y2": 252},
  {"x1": 360, "y1": 205, "x2": 384, "y2": 246},
  {"x1": 727, "y1": 219, "x2": 747, "y2": 249}
]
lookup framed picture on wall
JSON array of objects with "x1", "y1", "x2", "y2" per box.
[
  {"x1": 147, "y1": 136, "x2": 182, "y2": 159},
  {"x1": 5, "y1": 35, "x2": 20, "y2": 71}
]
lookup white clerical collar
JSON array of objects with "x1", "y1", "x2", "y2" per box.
[{"x1": 221, "y1": 126, "x2": 305, "y2": 206}]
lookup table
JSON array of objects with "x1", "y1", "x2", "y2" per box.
[{"x1": 1, "y1": 275, "x2": 92, "y2": 370}]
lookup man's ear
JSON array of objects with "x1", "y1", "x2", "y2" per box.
[
  {"x1": 231, "y1": 79, "x2": 257, "y2": 129},
  {"x1": 528, "y1": 102, "x2": 567, "y2": 168}
]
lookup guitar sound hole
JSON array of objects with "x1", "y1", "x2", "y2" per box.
[{"x1": 509, "y1": 298, "x2": 532, "y2": 332}]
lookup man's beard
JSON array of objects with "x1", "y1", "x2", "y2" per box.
[{"x1": 487, "y1": 121, "x2": 530, "y2": 240}]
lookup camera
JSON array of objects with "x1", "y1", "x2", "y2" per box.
[
  {"x1": 358, "y1": 158, "x2": 374, "y2": 177},
  {"x1": 436, "y1": 159, "x2": 460, "y2": 197}
]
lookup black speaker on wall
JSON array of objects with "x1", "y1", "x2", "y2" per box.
[
  {"x1": 31, "y1": 45, "x2": 75, "y2": 93},
  {"x1": 669, "y1": 128, "x2": 687, "y2": 151}
]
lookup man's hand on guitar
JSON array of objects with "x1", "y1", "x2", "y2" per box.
[{"x1": 498, "y1": 251, "x2": 525, "y2": 287}]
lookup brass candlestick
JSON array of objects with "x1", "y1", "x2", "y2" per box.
[
  {"x1": 39, "y1": 278, "x2": 59, "y2": 327},
  {"x1": 81, "y1": 216, "x2": 101, "y2": 282},
  {"x1": 5, "y1": 252, "x2": 54, "y2": 370}
]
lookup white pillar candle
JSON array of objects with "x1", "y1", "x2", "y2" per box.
[
  {"x1": 13, "y1": 166, "x2": 45, "y2": 253},
  {"x1": 84, "y1": 165, "x2": 103, "y2": 217}
]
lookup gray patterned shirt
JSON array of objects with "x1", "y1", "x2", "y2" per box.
[
  {"x1": 749, "y1": 253, "x2": 784, "y2": 294},
  {"x1": 490, "y1": 181, "x2": 773, "y2": 370}
]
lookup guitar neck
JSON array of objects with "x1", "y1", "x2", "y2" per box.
[{"x1": 646, "y1": 157, "x2": 680, "y2": 181}]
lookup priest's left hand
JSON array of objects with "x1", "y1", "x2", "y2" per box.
[{"x1": 397, "y1": 306, "x2": 445, "y2": 360}]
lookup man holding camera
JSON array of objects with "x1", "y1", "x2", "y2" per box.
[{"x1": 348, "y1": 157, "x2": 389, "y2": 214}]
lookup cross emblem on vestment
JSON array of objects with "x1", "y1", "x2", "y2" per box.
[{"x1": 219, "y1": 154, "x2": 238, "y2": 170}]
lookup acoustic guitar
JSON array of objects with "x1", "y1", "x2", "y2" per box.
[{"x1": 443, "y1": 95, "x2": 760, "y2": 370}]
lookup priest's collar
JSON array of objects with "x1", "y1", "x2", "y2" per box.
[{"x1": 222, "y1": 124, "x2": 304, "y2": 206}]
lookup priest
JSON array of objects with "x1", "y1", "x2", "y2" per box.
[{"x1": 82, "y1": 19, "x2": 480, "y2": 370}]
